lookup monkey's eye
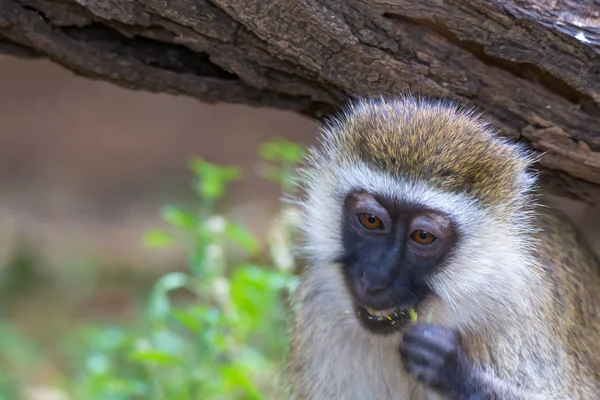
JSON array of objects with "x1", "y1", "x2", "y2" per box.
[
  {"x1": 357, "y1": 213, "x2": 384, "y2": 230},
  {"x1": 411, "y1": 230, "x2": 436, "y2": 245}
]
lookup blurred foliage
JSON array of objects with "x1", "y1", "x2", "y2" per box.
[{"x1": 0, "y1": 139, "x2": 306, "y2": 400}]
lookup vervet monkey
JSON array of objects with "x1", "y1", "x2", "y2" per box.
[{"x1": 288, "y1": 96, "x2": 600, "y2": 399}]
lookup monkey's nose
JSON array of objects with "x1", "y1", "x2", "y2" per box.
[{"x1": 361, "y1": 270, "x2": 392, "y2": 294}]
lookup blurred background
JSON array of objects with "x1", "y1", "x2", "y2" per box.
[{"x1": 0, "y1": 56, "x2": 598, "y2": 399}]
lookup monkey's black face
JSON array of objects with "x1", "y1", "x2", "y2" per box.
[{"x1": 338, "y1": 192, "x2": 457, "y2": 335}]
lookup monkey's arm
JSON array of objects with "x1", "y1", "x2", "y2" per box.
[
  {"x1": 465, "y1": 368, "x2": 556, "y2": 400},
  {"x1": 400, "y1": 323, "x2": 560, "y2": 400}
]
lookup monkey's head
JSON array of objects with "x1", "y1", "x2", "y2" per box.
[{"x1": 298, "y1": 96, "x2": 539, "y2": 336}]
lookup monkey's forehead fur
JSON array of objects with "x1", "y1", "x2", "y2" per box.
[{"x1": 312, "y1": 97, "x2": 536, "y2": 209}]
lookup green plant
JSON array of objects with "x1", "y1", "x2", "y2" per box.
[
  {"x1": 59, "y1": 139, "x2": 305, "y2": 400},
  {"x1": 0, "y1": 321, "x2": 42, "y2": 400}
]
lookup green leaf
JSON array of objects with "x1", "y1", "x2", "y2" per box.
[
  {"x1": 189, "y1": 157, "x2": 207, "y2": 176},
  {"x1": 230, "y1": 266, "x2": 277, "y2": 329},
  {"x1": 258, "y1": 141, "x2": 281, "y2": 162},
  {"x1": 220, "y1": 364, "x2": 262, "y2": 399},
  {"x1": 172, "y1": 308, "x2": 205, "y2": 333},
  {"x1": 156, "y1": 272, "x2": 189, "y2": 292},
  {"x1": 161, "y1": 205, "x2": 195, "y2": 229},
  {"x1": 225, "y1": 222, "x2": 261, "y2": 256},
  {"x1": 258, "y1": 138, "x2": 304, "y2": 163},
  {"x1": 219, "y1": 166, "x2": 242, "y2": 181},
  {"x1": 280, "y1": 141, "x2": 305, "y2": 163},
  {"x1": 143, "y1": 230, "x2": 173, "y2": 248},
  {"x1": 148, "y1": 272, "x2": 189, "y2": 319},
  {"x1": 197, "y1": 173, "x2": 225, "y2": 199},
  {"x1": 189, "y1": 157, "x2": 241, "y2": 200},
  {"x1": 129, "y1": 349, "x2": 182, "y2": 366}
]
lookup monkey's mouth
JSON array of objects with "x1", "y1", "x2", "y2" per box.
[
  {"x1": 353, "y1": 302, "x2": 413, "y2": 334},
  {"x1": 364, "y1": 306, "x2": 405, "y2": 320}
]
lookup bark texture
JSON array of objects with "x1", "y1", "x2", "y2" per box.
[{"x1": 1, "y1": 0, "x2": 599, "y2": 204}]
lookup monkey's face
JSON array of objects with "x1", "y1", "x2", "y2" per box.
[
  {"x1": 338, "y1": 192, "x2": 457, "y2": 335},
  {"x1": 298, "y1": 97, "x2": 537, "y2": 336}
]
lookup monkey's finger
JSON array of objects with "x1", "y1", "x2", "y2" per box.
[
  {"x1": 405, "y1": 323, "x2": 460, "y2": 343},
  {"x1": 399, "y1": 342, "x2": 444, "y2": 367},
  {"x1": 403, "y1": 360, "x2": 439, "y2": 386},
  {"x1": 403, "y1": 327, "x2": 460, "y2": 355},
  {"x1": 402, "y1": 333, "x2": 458, "y2": 359}
]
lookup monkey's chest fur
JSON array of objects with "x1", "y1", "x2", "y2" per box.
[
  {"x1": 292, "y1": 304, "x2": 445, "y2": 399},
  {"x1": 322, "y1": 328, "x2": 443, "y2": 400}
]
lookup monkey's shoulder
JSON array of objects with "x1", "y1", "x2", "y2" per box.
[
  {"x1": 533, "y1": 205, "x2": 599, "y2": 278},
  {"x1": 533, "y1": 205, "x2": 600, "y2": 392}
]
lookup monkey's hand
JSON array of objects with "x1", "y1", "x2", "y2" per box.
[{"x1": 400, "y1": 323, "x2": 482, "y2": 399}]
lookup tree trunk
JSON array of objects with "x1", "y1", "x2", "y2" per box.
[{"x1": 1, "y1": 0, "x2": 599, "y2": 204}]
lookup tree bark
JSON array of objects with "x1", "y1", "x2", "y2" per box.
[{"x1": 1, "y1": 0, "x2": 599, "y2": 204}]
